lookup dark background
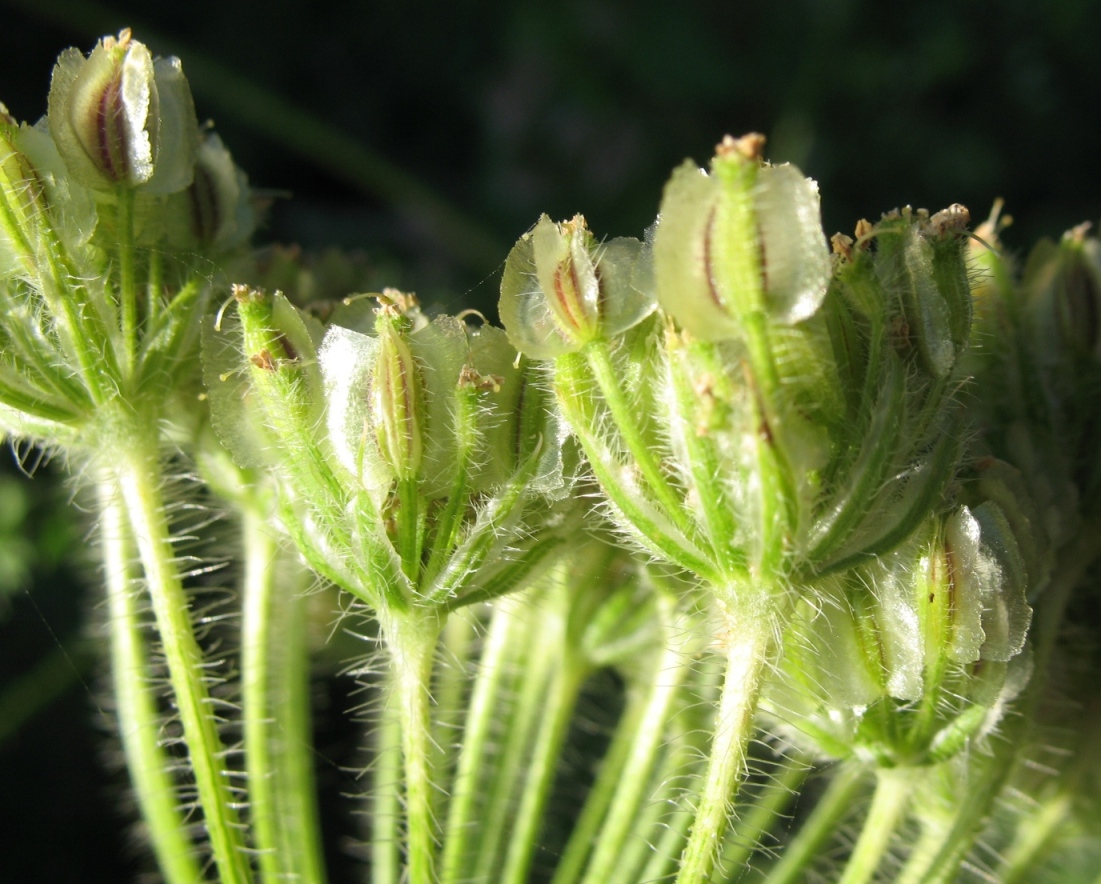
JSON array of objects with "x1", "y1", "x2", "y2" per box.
[{"x1": 2, "y1": 0, "x2": 1101, "y2": 879}]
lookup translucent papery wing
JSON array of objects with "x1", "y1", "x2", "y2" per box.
[
  {"x1": 467, "y1": 323, "x2": 523, "y2": 488},
  {"x1": 318, "y1": 323, "x2": 390, "y2": 494},
  {"x1": 409, "y1": 315, "x2": 470, "y2": 498},
  {"x1": 597, "y1": 235, "x2": 657, "y2": 337},
  {"x1": 971, "y1": 502, "x2": 1032, "y2": 663},
  {"x1": 754, "y1": 164, "x2": 830, "y2": 324},
  {"x1": 201, "y1": 315, "x2": 268, "y2": 469},
  {"x1": 500, "y1": 227, "x2": 575, "y2": 359},
  {"x1": 19, "y1": 123, "x2": 98, "y2": 251},
  {"x1": 654, "y1": 160, "x2": 740, "y2": 341}
]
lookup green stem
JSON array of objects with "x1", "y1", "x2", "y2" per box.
[
  {"x1": 610, "y1": 653, "x2": 725, "y2": 884},
  {"x1": 472, "y1": 606, "x2": 558, "y2": 881},
  {"x1": 711, "y1": 755, "x2": 808, "y2": 882},
  {"x1": 242, "y1": 514, "x2": 282, "y2": 884},
  {"x1": 115, "y1": 436, "x2": 251, "y2": 884},
  {"x1": 430, "y1": 609, "x2": 476, "y2": 822},
  {"x1": 117, "y1": 188, "x2": 139, "y2": 378},
  {"x1": 997, "y1": 791, "x2": 1071, "y2": 884},
  {"x1": 583, "y1": 340, "x2": 693, "y2": 538},
  {"x1": 385, "y1": 611, "x2": 442, "y2": 884},
  {"x1": 241, "y1": 510, "x2": 327, "y2": 883},
  {"x1": 372, "y1": 685, "x2": 402, "y2": 884},
  {"x1": 440, "y1": 599, "x2": 520, "y2": 884},
  {"x1": 581, "y1": 601, "x2": 692, "y2": 883},
  {"x1": 0, "y1": 186, "x2": 110, "y2": 403},
  {"x1": 276, "y1": 576, "x2": 328, "y2": 884},
  {"x1": 675, "y1": 598, "x2": 775, "y2": 884},
  {"x1": 146, "y1": 246, "x2": 163, "y2": 329},
  {"x1": 667, "y1": 340, "x2": 745, "y2": 576},
  {"x1": 762, "y1": 763, "x2": 867, "y2": 884},
  {"x1": 837, "y1": 768, "x2": 914, "y2": 884},
  {"x1": 554, "y1": 353, "x2": 715, "y2": 579},
  {"x1": 422, "y1": 389, "x2": 476, "y2": 586},
  {"x1": 550, "y1": 681, "x2": 648, "y2": 884},
  {"x1": 500, "y1": 659, "x2": 587, "y2": 884},
  {"x1": 98, "y1": 471, "x2": 204, "y2": 884}
]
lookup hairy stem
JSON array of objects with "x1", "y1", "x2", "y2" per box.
[
  {"x1": 98, "y1": 471, "x2": 204, "y2": 884},
  {"x1": 711, "y1": 754, "x2": 808, "y2": 882},
  {"x1": 439, "y1": 602, "x2": 517, "y2": 884},
  {"x1": 241, "y1": 510, "x2": 327, "y2": 883},
  {"x1": 582, "y1": 600, "x2": 692, "y2": 883},
  {"x1": 372, "y1": 685, "x2": 402, "y2": 884},
  {"x1": 583, "y1": 340, "x2": 693, "y2": 537},
  {"x1": 500, "y1": 658, "x2": 587, "y2": 884},
  {"x1": 472, "y1": 605, "x2": 557, "y2": 881},
  {"x1": 385, "y1": 611, "x2": 441, "y2": 884},
  {"x1": 675, "y1": 597, "x2": 775, "y2": 884},
  {"x1": 115, "y1": 436, "x2": 251, "y2": 883},
  {"x1": 550, "y1": 679, "x2": 648, "y2": 884},
  {"x1": 762, "y1": 763, "x2": 867, "y2": 884},
  {"x1": 837, "y1": 767, "x2": 914, "y2": 884}
]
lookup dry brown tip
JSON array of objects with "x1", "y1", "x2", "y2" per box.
[
  {"x1": 716, "y1": 132, "x2": 766, "y2": 161},
  {"x1": 250, "y1": 350, "x2": 277, "y2": 372},
  {"x1": 831, "y1": 233, "x2": 854, "y2": 260},
  {"x1": 930, "y1": 203, "x2": 971, "y2": 236}
]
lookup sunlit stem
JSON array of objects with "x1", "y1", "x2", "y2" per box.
[{"x1": 98, "y1": 470, "x2": 203, "y2": 884}]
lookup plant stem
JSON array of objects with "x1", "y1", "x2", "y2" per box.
[
  {"x1": 550, "y1": 680, "x2": 648, "y2": 884},
  {"x1": 372, "y1": 685, "x2": 402, "y2": 884},
  {"x1": 500, "y1": 658, "x2": 587, "y2": 884},
  {"x1": 430, "y1": 609, "x2": 476, "y2": 822},
  {"x1": 385, "y1": 610, "x2": 441, "y2": 884},
  {"x1": 584, "y1": 340, "x2": 692, "y2": 536},
  {"x1": 837, "y1": 767, "x2": 914, "y2": 884},
  {"x1": 762, "y1": 763, "x2": 867, "y2": 884},
  {"x1": 117, "y1": 188, "x2": 139, "y2": 378},
  {"x1": 581, "y1": 601, "x2": 692, "y2": 883},
  {"x1": 610, "y1": 654, "x2": 724, "y2": 884},
  {"x1": 440, "y1": 600, "x2": 519, "y2": 884},
  {"x1": 115, "y1": 436, "x2": 251, "y2": 884},
  {"x1": 711, "y1": 754, "x2": 808, "y2": 882},
  {"x1": 241, "y1": 513, "x2": 282, "y2": 884},
  {"x1": 472, "y1": 604, "x2": 557, "y2": 881},
  {"x1": 675, "y1": 598, "x2": 775, "y2": 884},
  {"x1": 98, "y1": 471, "x2": 204, "y2": 884},
  {"x1": 997, "y1": 791, "x2": 1071, "y2": 884},
  {"x1": 554, "y1": 353, "x2": 714, "y2": 579},
  {"x1": 241, "y1": 510, "x2": 327, "y2": 883}
]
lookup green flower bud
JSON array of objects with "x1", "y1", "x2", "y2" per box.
[
  {"x1": 653, "y1": 133, "x2": 830, "y2": 342},
  {"x1": 0, "y1": 111, "x2": 97, "y2": 280},
  {"x1": 499, "y1": 213, "x2": 655, "y2": 358},
  {"x1": 1022, "y1": 223, "x2": 1101, "y2": 361},
  {"x1": 370, "y1": 304, "x2": 424, "y2": 481},
  {"x1": 165, "y1": 132, "x2": 255, "y2": 252},
  {"x1": 858, "y1": 205, "x2": 972, "y2": 380},
  {"x1": 765, "y1": 504, "x2": 1033, "y2": 765},
  {"x1": 48, "y1": 29, "x2": 198, "y2": 193}
]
